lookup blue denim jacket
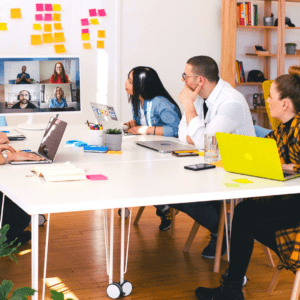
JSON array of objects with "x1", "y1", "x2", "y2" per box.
[{"x1": 133, "y1": 96, "x2": 181, "y2": 137}]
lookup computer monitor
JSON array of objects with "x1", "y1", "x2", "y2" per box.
[{"x1": 0, "y1": 57, "x2": 80, "y2": 130}]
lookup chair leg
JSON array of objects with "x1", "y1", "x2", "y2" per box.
[
  {"x1": 171, "y1": 208, "x2": 176, "y2": 238},
  {"x1": 267, "y1": 262, "x2": 282, "y2": 294},
  {"x1": 261, "y1": 244, "x2": 275, "y2": 268},
  {"x1": 183, "y1": 221, "x2": 201, "y2": 252},
  {"x1": 214, "y1": 201, "x2": 225, "y2": 273},
  {"x1": 291, "y1": 269, "x2": 300, "y2": 300},
  {"x1": 133, "y1": 206, "x2": 145, "y2": 225}
]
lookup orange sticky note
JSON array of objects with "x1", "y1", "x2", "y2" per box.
[
  {"x1": 44, "y1": 24, "x2": 52, "y2": 32},
  {"x1": 53, "y1": 13, "x2": 61, "y2": 21},
  {"x1": 43, "y1": 33, "x2": 54, "y2": 43},
  {"x1": 53, "y1": 4, "x2": 61, "y2": 11},
  {"x1": 83, "y1": 43, "x2": 92, "y2": 49},
  {"x1": 54, "y1": 32, "x2": 65, "y2": 43},
  {"x1": 81, "y1": 33, "x2": 90, "y2": 41},
  {"x1": 90, "y1": 18, "x2": 99, "y2": 25},
  {"x1": 54, "y1": 44, "x2": 66, "y2": 53},
  {"x1": 97, "y1": 40, "x2": 104, "y2": 49},
  {"x1": 0, "y1": 23, "x2": 7, "y2": 31},
  {"x1": 31, "y1": 35, "x2": 42, "y2": 45},
  {"x1": 98, "y1": 30, "x2": 105, "y2": 38},
  {"x1": 33, "y1": 23, "x2": 42, "y2": 30},
  {"x1": 11, "y1": 8, "x2": 21, "y2": 19},
  {"x1": 54, "y1": 23, "x2": 62, "y2": 30}
]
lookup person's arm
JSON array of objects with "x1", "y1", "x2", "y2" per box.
[
  {"x1": 0, "y1": 133, "x2": 9, "y2": 144},
  {"x1": 50, "y1": 75, "x2": 54, "y2": 84},
  {"x1": 24, "y1": 75, "x2": 31, "y2": 84},
  {"x1": 6, "y1": 152, "x2": 45, "y2": 163},
  {"x1": 16, "y1": 74, "x2": 21, "y2": 84},
  {"x1": 49, "y1": 98, "x2": 54, "y2": 108},
  {"x1": 63, "y1": 99, "x2": 68, "y2": 108}
]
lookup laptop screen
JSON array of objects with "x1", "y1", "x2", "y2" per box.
[{"x1": 38, "y1": 117, "x2": 67, "y2": 161}]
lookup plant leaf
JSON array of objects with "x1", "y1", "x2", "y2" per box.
[
  {"x1": 50, "y1": 289, "x2": 65, "y2": 300},
  {"x1": 10, "y1": 287, "x2": 36, "y2": 300},
  {"x1": 0, "y1": 280, "x2": 13, "y2": 298}
]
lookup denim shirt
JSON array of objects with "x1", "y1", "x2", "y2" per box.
[{"x1": 133, "y1": 96, "x2": 181, "y2": 137}]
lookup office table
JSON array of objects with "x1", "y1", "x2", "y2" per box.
[{"x1": 1, "y1": 125, "x2": 300, "y2": 299}]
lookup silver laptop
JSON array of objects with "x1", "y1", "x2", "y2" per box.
[
  {"x1": 136, "y1": 140, "x2": 196, "y2": 153},
  {"x1": 6, "y1": 129, "x2": 26, "y2": 141},
  {"x1": 10, "y1": 117, "x2": 67, "y2": 165}
]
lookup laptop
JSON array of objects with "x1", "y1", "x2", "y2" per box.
[
  {"x1": 216, "y1": 132, "x2": 300, "y2": 181},
  {"x1": 10, "y1": 117, "x2": 67, "y2": 165},
  {"x1": 5, "y1": 129, "x2": 26, "y2": 141},
  {"x1": 136, "y1": 140, "x2": 196, "y2": 153}
]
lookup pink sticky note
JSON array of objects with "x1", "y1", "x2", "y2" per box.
[
  {"x1": 82, "y1": 28, "x2": 89, "y2": 34},
  {"x1": 36, "y1": 4, "x2": 44, "y2": 11},
  {"x1": 86, "y1": 174, "x2": 108, "y2": 181},
  {"x1": 44, "y1": 13, "x2": 52, "y2": 21},
  {"x1": 81, "y1": 18, "x2": 89, "y2": 26},
  {"x1": 35, "y1": 14, "x2": 43, "y2": 21},
  {"x1": 98, "y1": 9, "x2": 106, "y2": 16},
  {"x1": 45, "y1": 4, "x2": 53, "y2": 11},
  {"x1": 89, "y1": 9, "x2": 97, "y2": 17}
]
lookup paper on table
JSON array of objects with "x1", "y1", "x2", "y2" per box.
[
  {"x1": 81, "y1": 18, "x2": 89, "y2": 26},
  {"x1": 31, "y1": 35, "x2": 42, "y2": 45},
  {"x1": 0, "y1": 23, "x2": 7, "y2": 31},
  {"x1": 81, "y1": 33, "x2": 90, "y2": 41},
  {"x1": 86, "y1": 174, "x2": 108, "y2": 181},
  {"x1": 97, "y1": 40, "x2": 104, "y2": 49},
  {"x1": 44, "y1": 24, "x2": 52, "y2": 32},
  {"x1": 233, "y1": 179, "x2": 253, "y2": 184},
  {"x1": 89, "y1": 9, "x2": 97, "y2": 17},
  {"x1": 98, "y1": 30, "x2": 105, "y2": 38},
  {"x1": 54, "y1": 44, "x2": 66, "y2": 54},
  {"x1": 36, "y1": 4, "x2": 44, "y2": 11},
  {"x1": 90, "y1": 18, "x2": 99, "y2": 25},
  {"x1": 35, "y1": 14, "x2": 43, "y2": 21},
  {"x1": 98, "y1": 9, "x2": 106, "y2": 16},
  {"x1": 42, "y1": 168, "x2": 86, "y2": 182},
  {"x1": 44, "y1": 14, "x2": 52, "y2": 21},
  {"x1": 83, "y1": 43, "x2": 92, "y2": 49},
  {"x1": 45, "y1": 4, "x2": 53, "y2": 11},
  {"x1": 53, "y1": 13, "x2": 61, "y2": 21},
  {"x1": 53, "y1": 4, "x2": 61, "y2": 11},
  {"x1": 43, "y1": 33, "x2": 54, "y2": 43},
  {"x1": 54, "y1": 23, "x2": 62, "y2": 30},
  {"x1": 11, "y1": 8, "x2": 21, "y2": 19},
  {"x1": 32, "y1": 162, "x2": 75, "y2": 176},
  {"x1": 54, "y1": 32, "x2": 65, "y2": 43}
]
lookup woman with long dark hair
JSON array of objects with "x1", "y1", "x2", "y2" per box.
[
  {"x1": 50, "y1": 62, "x2": 69, "y2": 84},
  {"x1": 124, "y1": 66, "x2": 181, "y2": 137}
]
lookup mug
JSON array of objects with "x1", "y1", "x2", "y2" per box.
[{"x1": 204, "y1": 133, "x2": 219, "y2": 162}]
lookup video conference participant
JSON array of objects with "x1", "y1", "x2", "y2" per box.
[
  {"x1": 50, "y1": 62, "x2": 69, "y2": 84},
  {"x1": 195, "y1": 66, "x2": 300, "y2": 300},
  {"x1": 50, "y1": 87, "x2": 67, "y2": 108},
  {"x1": 124, "y1": 66, "x2": 181, "y2": 136},
  {"x1": 16, "y1": 66, "x2": 31, "y2": 84},
  {"x1": 11, "y1": 90, "x2": 37, "y2": 109}
]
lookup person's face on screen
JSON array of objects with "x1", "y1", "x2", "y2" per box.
[
  {"x1": 56, "y1": 87, "x2": 62, "y2": 99},
  {"x1": 19, "y1": 91, "x2": 30, "y2": 104},
  {"x1": 22, "y1": 66, "x2": 26, "y2": 73},
  {"x1": 125, "y1": 71, "x2": 133, "y2": 95},
  {"x1": 182, "y1": 64, "x2": 201, "y2": 91},
  {"x1": 56, "y1": 63, "x2": 63, "y2": 74}
]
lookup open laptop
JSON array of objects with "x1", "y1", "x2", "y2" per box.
[
  {"x1": 5, "y1": 129, "x2": 26, "y2": 141},
  {"x1": 216, "y1": 132, "x2": 300, "y2": 181},
  {"x1": 10, "y1": 117, "x2": 67, "y2": 165},
  {"x1": 136, "y1": 140, "x2": 196, "y2": 153}
]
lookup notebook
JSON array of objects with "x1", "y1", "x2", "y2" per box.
[
  {"x1": 136, "y1": 140, "x2": 196, "y2": 153},
  {"x1": 6, "y1": 129, "x2": 26, "y2": 141},
  {"x1": 216, "y1": 132, "x2": 300, "y2": 181},
  {"x1": 10, "y1": 117, "x2": 67, "y2": 165}
]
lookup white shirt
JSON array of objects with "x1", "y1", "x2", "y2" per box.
[
  {"x1": 178, "y1": 78, "x2": 255, "y2": 150},
  {"x1": 140, "y1": 104, "x2": 147, "y2": 126}
]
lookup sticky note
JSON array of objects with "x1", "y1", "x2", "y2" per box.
[
  {"x1": 83, "y1": 43, "x2": 92, "y2": 49},
  {"x1": 43, "y1": 33, "x2": 54, "y2": 43},
  {"x1": 81, "y1": 18, "x2": 89, "y2": 26},
  {"x1": 81, "y1": 33, "x2": 90, "y2": 41},
  {"x1": 233, "y1": 179, "x2": 253, "y2": 184},
  {"x1": 98, "y1": 9, "x2": 106, "y2": 17},
  {"x1": 89, "y1": 9, "x2": 97, "y2": 17},
  {"x1": 210, "y1": 160, "x2": 223, "y2": 168},
  {"x1": 54, "y1": 23, "x2": 62, "y2": 30},
  {"x1": 11, "y1": 8, "x2": 21, "y2": 19},
  {"x1": 107, "y1": 151, "x2": 122, "y2": 154},
  {"x1": 35, "y1": 14, "x2": 43, "y2": 21},
  {"x1": 31, "y1": 35, "x2": 42, "y2": 45},
  {"x1": 90, "y1": 18, "x2": 99, "y2": 25},
  {"x1": 54, "y1": 32, "x2": 65, "y2": 43},
  {"x1": 53, "y1": 4, "x2": 61, "y2": 11},
  {"x1": 82, "y1": 28, "x2": 89, "y2": 34},
  {"x1": 98, "y1": 30, "x2": 105, "y2": 38},
  {"x1": 0, "y1": 23, "x2": 7, "y2": 31},
  {"x1": 33, "y1": 23, "x2": 42, "y2": 30},
  {"x1": 225, "y1": 183, "x2": 240, "y2": 188},
  {"x1": 86, "y1": 174, "x2": 108, "y2": 180},
  {"x1": 53, "y1": 13, "x2": 61, "y2": 21},
  {"x1": 36, "y1": 4, "x2": 44, "y2": 11},
  {"x1": 44, "y1": 14, "x2": 52, "y2": 21},
  {"x1": 54, "y1": 44, "x2": 66, "y2": 54},
  {"x1": 97, "y1": 40, "x2": 104, "y2": 49},
  {"x1": 44, "y1": 24, "x2": 52, "y2": 32},
  {"x1": 45, "y1": 4, "x2": 53, "y2": 11}
]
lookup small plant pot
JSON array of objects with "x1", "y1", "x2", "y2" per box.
[
  {"x1": 104, "y1": 133, "x2": 122, "y2": 151},
  {"x1": 263, "y1": 17, "x2": 273, "y2": 26},
  {"x1": 285, "y1": 43, "x2": 297, "y2": 55}
]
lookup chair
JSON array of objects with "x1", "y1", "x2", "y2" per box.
[{"x1": 0, "y1": 116, "x2": 7, "y2": 126}]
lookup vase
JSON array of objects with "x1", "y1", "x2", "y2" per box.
[{"x1": 104, "y1": 133, "x2": 122, "y2": 151}]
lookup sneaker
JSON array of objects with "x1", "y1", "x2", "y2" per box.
[
  {"x1": 159, "y1": 213, "x2": 171, "y2": 231},
  {"x1": 201, "y1": 233, "x2": 227, "y2": 259}
]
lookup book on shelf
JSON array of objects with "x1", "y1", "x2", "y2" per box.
[
  {"x1": 237, "y1": 2, "x2": 258, "y2": 26},
  {"x1": 236, "y1": 60, "x2": 245, "y2": 83}
]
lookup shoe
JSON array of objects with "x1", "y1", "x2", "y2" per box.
[
  {"x1": 159, "y1": 213, "x2": 171, "y2": 231},
  {"x1": 12, "y1": 231, "x2": 31, "y2": 246},
  {"x1": 201, "y1": 233, "x2": 227, "y2": 259}
]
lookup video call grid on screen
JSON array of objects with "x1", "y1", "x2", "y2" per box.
[{"x1": 0, "y1": 57, "x2": 80, "y2": 114}]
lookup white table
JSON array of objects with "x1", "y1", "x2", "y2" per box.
[{"x1": 1, "y1": 125, "x2": 300, "y2": 299}]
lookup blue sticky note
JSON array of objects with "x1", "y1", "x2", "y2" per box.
[
  {"x1": 74, "y1": 142, "x2": 88, "y2": 147},
  {"x1": 66, "y1": 140, "x2": 80, "y2": 144},
  {"x1": 0, "y1": 131, "x2": 9, "y2": 133}
]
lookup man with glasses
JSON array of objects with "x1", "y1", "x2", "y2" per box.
[{"x1": 12, "y1": 90, "x2": 37, "y2": 109}]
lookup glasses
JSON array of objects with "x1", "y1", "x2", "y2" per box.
[
  {"x1": 182, "y1": 73, "x2": 199, "y2": 80},
  {"x1": 19, "y1": 93, "x2": 29, "y2": 97}
]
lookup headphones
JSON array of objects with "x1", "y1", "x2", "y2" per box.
[{"x1": 18, "y1": 90, "x2": 31, "y2": 101}]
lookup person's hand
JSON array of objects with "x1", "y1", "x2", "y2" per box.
[
  {"x1": 0, "y1": 144, "x2": 16, "y2": 153},
  {"x1": 0, "y1": 133, "x2": 9, "y2": 144},
  {"x1": 7, "y1": 152, "x2": 45, "y2": 162},
  {"x1": 282, "y1": 163, "x2": 296, "y2": 171},
  {"x1": 124, "y1": 120, "x2": 137, "y2": 129},
  {"x1": 127, "y1": 126, "x2": 149, "y2": 135},
  {"x1": 179, "y1": 84, "x2": 202, "y2": 107}
]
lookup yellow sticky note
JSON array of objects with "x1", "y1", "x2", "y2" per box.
[
  {"x1": 54, "y1": 32, "x2": 65, "y2": 43},
  {"x1": 44, "y1": 24, "x2": 52, "y2": 32},
  {"x1": 107, "y1": 151, "x2": 122, "y2": 155},
  {"x1": 90, "y1": 18, "x2": 99, "y2": 25},
  {"x1": 210, "y1": 160, "x2": 223, "y2": 168},
  {"x1": 33, "y1": 24, "x2": 42, "y2": 30},
  {"x1": 53, "y1": 4, "x2": 61, "y2": 11},
  {"x1": 54, "y1": 44, "x2": 66, "y2": 54},
  {"x1": 54, "y1": 23, "x2": 62, "y2": 30},
  {"x1": 0, "y1": 23, "x2": 7, "y2": 31},
  {"x1": 233, "y1": 179, "x2": 253, "y2": 184},
  {"x1": 11, "y1": 8, "x2": 21, "y2": 19},
  {"x1": 81, "y1": 33, "x2": 90, "y2": 41},
  {"x1": 98, "y1": 30, "x2": 105, "y2": 38},
  {"x1": 225, "y1": 183, "x2": 240, "y2": 188},
  {"x1": 97, "y1": 40, "x2": 104, "y2": 49},
  {"x1": 31, "y1": 35, "x2": 42, "y2": 45},
  {"x1": 83, "y1": 43, "x2": 92, "y2": 49},
  {"x1": 43, "y1": 33, "x2": 54, "y2": 43},
  {"x1": 53, "y1": 13, "x2": 61, "y2": 21}
]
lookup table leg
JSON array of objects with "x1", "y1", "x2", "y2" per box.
[
  {"x1": 32, "y1": 214, "x2": 39, "y2": 300},
  {"x1": 120, "y1": 207, "x2": 125, "y2": 285},
  {"x1": 109, "y1": 209, "x2": 114, "y2": 284}
]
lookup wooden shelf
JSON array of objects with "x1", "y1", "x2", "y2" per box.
[
  {"x1": 236, "y1": 82, "x2": 262, "y2": 86},
  {"x1": 250, "y1": 106, "x2": 267, "y2": 113},
  {"x1": 286, "y1": 54, "x2": 300, "y2": 58},
  {"x1": 238, "y1": 26, "x2": 300, "y2": 30},
  {"x1": 246, "y1": 53, "x2": 277, "y2": 57}
]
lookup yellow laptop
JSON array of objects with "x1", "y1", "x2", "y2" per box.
[{"x1": 216, "y1": 132, "x2": 300, "y2": 181}]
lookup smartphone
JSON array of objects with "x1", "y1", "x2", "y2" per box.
[
  {"x1": 184, "y1": 163, "x2": 216, "y2": 171},
  {"x1": 172, "y1": 151, "x2": 199, "y2": 157}
]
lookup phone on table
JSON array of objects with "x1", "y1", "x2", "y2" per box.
[
  {"x1": 184, "y1": 163, "x2": 216, "y2": 171},
  {"x1": 172, "y1": 151, "x2": 199, "y2": 157}
]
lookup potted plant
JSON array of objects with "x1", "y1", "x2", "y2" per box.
[
  {"x1": 104, "y1": 128, "x2": 122, "y2": 151},
  {"x1": 285, "y1": 43, "x2": 297, "y2": 55}
]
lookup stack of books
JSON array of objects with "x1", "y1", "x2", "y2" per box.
[
  {"x1": 237, "y1": 2, "x2": 258, "y2": 26},
  {"x1": 236, "y1": 60, "x2": 246, "y2": 83}
]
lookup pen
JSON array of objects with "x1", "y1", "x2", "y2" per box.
[{"x1": 87, "y1": 120, "x2": 90, "y2": 128}]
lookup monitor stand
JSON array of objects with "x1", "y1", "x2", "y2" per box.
[{"x1": 17, "y1": 114, "x2": 47, "y2": 130}]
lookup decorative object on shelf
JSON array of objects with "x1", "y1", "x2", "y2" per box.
[
  {"x1": 274, "y1": 17, "x2": 295, "y2": 27},
  {"x1": 247, "y1": 70, "x2": 265, "y2": 83},
  {"x1": 104, "y1": 128, "x2": 122, "y2": 151},
  {"x1": 236, "y1": 60, "x2": 245, "y2": 83},
  {"x1": 263, "y1": 13, "x2": 273, "y2": 26},
  {"x1": 254, "y1": 45, "x2": 270, "y2": 55},
  {"x1": 285, "y1": 43, "x2": 297, "y2": 55},
  {"x1": 253, "y1": 93, "x2": 264, "y2": 109}
]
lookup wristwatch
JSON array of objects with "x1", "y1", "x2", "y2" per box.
[{"x1": 2, "y1": 152, "x2": 8, "y2": 164}]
